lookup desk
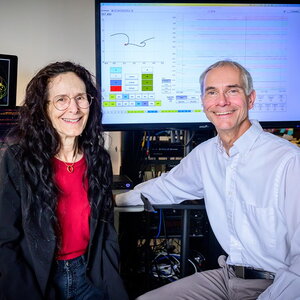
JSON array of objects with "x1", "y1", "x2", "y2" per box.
[{"x1": 115, "y1": 199, "x2": 205, "y2": 278}]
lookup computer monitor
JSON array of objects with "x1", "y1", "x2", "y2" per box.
[
  {"x1": 96, "y1": 2, "x2": 300, "y2": 130},
  {"x1": 0, "y1": 54, "x2": 18, "y2": 108}
]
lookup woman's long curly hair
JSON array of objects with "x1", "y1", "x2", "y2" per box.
[{"x1": 10, "y1": 61, "x2": 112, "y2": 237}]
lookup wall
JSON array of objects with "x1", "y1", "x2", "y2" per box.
[
  {"x1": 0, "y1": 0, "x2": 121, "y2": 174},
  {"x1": 0, "y1": 0, "x2": 95, "y2": 104}
]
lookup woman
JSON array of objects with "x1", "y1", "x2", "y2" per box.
[{"x1": 0, "y1": 61, "x2": 128, "y2": 300}]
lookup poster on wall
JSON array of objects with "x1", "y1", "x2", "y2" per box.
[{"x1": 0, "y1": 54, "x2": 18, "y2": 107}]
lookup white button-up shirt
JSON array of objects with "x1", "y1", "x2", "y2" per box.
[{"x1": 116, "y1": 120, "x2": 300, "y2": 299}]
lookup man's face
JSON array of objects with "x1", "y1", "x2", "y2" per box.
[{"x1": 202, "y1": 65, "x2": 255, "y2": 136}]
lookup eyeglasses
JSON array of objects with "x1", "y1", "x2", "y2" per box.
[
  {"x1": 51, "y1": 93, "x2": 93, "y2": 111},
  {"x1": 203, "y1": 87, "x2": 244, "y2": 101}
]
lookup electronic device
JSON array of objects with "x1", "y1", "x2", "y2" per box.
[
  {"x1": 149, "y1": 141, "x2": 184, "y2": 158},
  {"x1": 96, "y1": 2, "x2": 300, "y2": 130},
  {"x1": 112, "y1": 174, "x2": 133, "y2": 189},
  {"x1": 0, "y1": 54, "x2": 18, "y2": 108},
  {"x1": 0, "y1": 108, "x2": 19, "y2": 139}
]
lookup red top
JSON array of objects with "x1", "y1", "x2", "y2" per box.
[{"x1": 53, "y1": 156, "x2": 90, "y2": 260}]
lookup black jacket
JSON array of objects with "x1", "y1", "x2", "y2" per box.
[{"x1": 0, "y1": 145, "x2": 128, "y2": 300}]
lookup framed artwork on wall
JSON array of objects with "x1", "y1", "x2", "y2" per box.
[{"x1": 0, "y1": 54, "x2": 18, "y2": 108}]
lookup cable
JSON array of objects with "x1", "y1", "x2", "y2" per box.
[
  {"x1": 146, "y1": 132, "x2": 150, "y2": 156},
  {"x1": 150, "y1": 251, "x2": 200, "y2": 282},
  {"x1": 183, "y1": 130, "x2": 195, "y2": 147},
  {"x1": 155, "y1": 209, "x2": 163, "y2": 239},
  {"x1": 141, "y1": 131, "x2": 146, "y2": 150},
  {"x1": 151, "y1": 252, "x2": 180, "y2": 280}
]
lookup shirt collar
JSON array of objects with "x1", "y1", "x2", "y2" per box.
[
  {"x1": 231, "y1": 119, "x2": 263, "y2": 155},
  {"x1": 215, "y1": 120, "x2": 263, "y2": 156}
]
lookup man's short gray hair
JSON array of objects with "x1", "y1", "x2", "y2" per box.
[{"x1": 199, "y1": 60, "x2": 254, "y2": 97}]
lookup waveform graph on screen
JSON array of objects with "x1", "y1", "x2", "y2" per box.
[
  {"x1": 110, "y1": 33, "x2": 155, "y2": 48},
  {"x1": 101, "y1": 10, "x2": 174, "y2": 64},
  {"x1": 107, "y1": 32, "x2": 158, "y2": 63}
]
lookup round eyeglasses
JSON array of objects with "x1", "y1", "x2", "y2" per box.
[{"x1": 51, "y1": 93, "x2": 93, "y2": 111}]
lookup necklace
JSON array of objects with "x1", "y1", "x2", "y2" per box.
[
  {"x1": 64, "y1": 161, "x2": 75, "y2": 173},
  {"x1": 55, "y1": 154, "x2": 77, "y2": 173}
]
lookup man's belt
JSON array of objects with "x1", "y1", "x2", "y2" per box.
[{"x1": 232, "y1": 265, "x2": 275, "y2": 280}]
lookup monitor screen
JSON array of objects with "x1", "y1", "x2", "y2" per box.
[{"x1": 96, "y1": 2, "x2": 300, "y2": 130}]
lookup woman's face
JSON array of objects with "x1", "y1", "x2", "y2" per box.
[{"x1": 47, "y1": 72, "x2": 90, "y2": 142}]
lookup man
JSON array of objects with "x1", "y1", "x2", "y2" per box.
[{"x1": 116, "y1": 60, "x2": 300, "y2": 299}]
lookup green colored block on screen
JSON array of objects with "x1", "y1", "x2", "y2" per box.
[{"x1": 103, "y1": 101, "x2": 116, "y2": 107}]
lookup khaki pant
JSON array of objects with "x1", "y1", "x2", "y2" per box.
[{"x1": 136, "y1": 255, "x2": 273, "y2": 300}]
